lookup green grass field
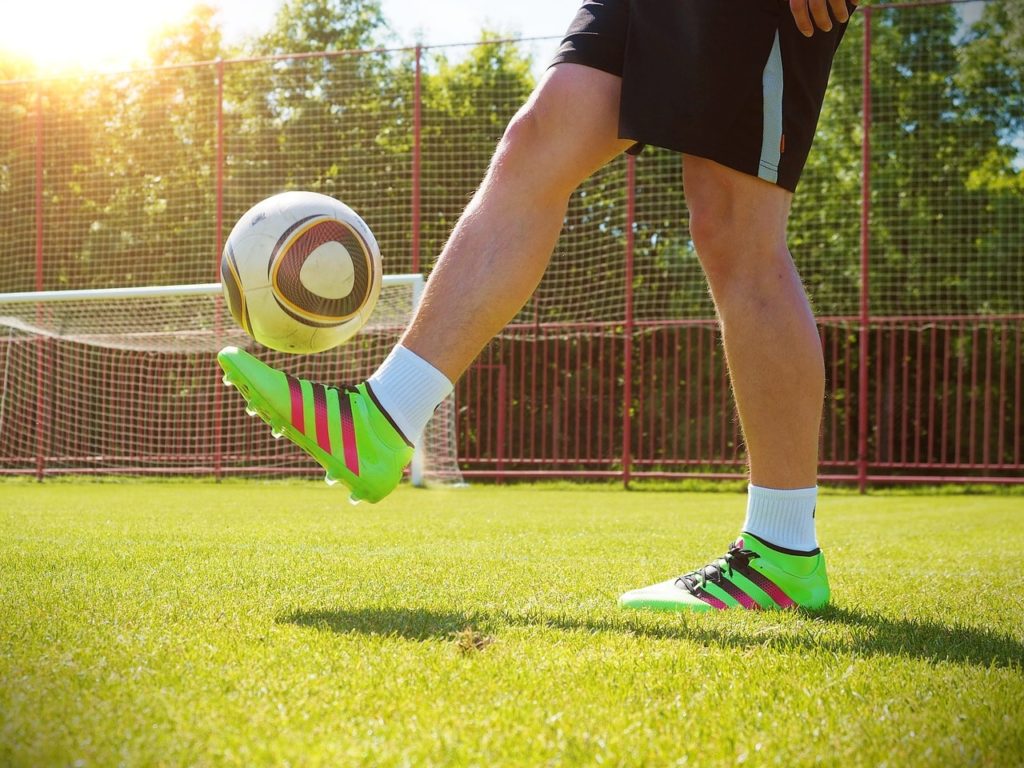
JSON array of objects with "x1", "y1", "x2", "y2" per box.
[{"x1": 1, "y1": 481, "x2": 1022, "y2": 766}]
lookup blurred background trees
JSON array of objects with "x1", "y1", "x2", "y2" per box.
[{"x1": 0, "y1": 0, "x2": 1020, "y2": 315}]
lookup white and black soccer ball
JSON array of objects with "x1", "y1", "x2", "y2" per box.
[{"x1": 220, "y1": 191, "x2": 382, "y2": 354}]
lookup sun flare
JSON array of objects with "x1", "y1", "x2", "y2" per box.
[{"x1": 0, "y1": 0, "x2": 204, "y2": 73}]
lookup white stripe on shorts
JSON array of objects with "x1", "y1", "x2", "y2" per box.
[{"x1": 759, "y1": 31, "x2": 784, "y2": 184}]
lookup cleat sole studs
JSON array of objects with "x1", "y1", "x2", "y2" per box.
[{"x1": 324, "y1": 473, "x2": 338, "y2": 487}]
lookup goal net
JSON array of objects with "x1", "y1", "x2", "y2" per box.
[{"x1": 0, "y1": 275, "x2": 463, "y2": 485}]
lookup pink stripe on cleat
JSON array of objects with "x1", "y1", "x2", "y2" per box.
[
  {"x1": 339, "y1": 393, "x2": 360, "y2": 476},
  {"x1": 287, "y1": 375, "x2": 304, "y2": 434},
  {"x1": 312, "y1": 383, "x2": 331, "y2": 454},
  {"x1": 738, "y1": 567, "x2": 797, "y2": 609},
  {"x1": 692, "y1": 587, "x2": 728, "y2": 610},
  {"x1": 717, "y1": 578, "x2": 761, "y2": 610}
]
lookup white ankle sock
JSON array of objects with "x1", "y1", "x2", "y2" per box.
[
  {"x1": 742, "y1": 484, "x2": 819, "y2": 552},
  {"x1": 367, "y1": 345, "x2": 453, "y2": 445}
]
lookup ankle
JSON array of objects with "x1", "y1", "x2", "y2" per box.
[
  {"x1": 367, "y1": 345, "x2": 453, "y2": 445},
  {"x1": 741, "y1": 484, "x2": 819, "y2": 552}
]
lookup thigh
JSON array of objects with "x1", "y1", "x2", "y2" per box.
[{"x1": 497, "y1": 62, "x2": 633, "y2": 194}]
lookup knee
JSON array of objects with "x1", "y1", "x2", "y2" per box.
[
  {"x1": 493, "y1": 92, "x2": 554, "y2": 169},
  {"x1": 498, "y1": 100, "x2": 541, "y2": 155},
  {"x1": 687, "y1": 186, "x2": 731, "y2": 255},
  {"x1": 488, "y1": 100, "x2": 576, "y2": 200},
  {"x1": 686, "y1": 186, "x2": 745, "y2": 289},
  {"x1": 684, "y1": 173, "x2": 789, "y2": 292}
]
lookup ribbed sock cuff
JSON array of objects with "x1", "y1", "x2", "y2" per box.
[
  {"x1": 742, "y1": 484, "x2": 819, "y2": 553},
  {"x1": 367, "y1": 345, "x2": 453, "y2": 445}
]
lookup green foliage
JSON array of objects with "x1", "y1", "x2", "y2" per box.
[
  {"x1": 418, "y1": 34, "x2": 535, "y2": 270},
  {"x1": 0, "y1": 52, "x2": 34, "y2": 82},
  {"x1": 252, "y1": 0, "x2": 387, "y2": 55},
  {"x1": 792, "y1": 5, "x2": 1024, "y2": 316},
  {"x1": 0, "y1": 79, "x2": 35, "y2": 292},
  {"x1": 0, "y1": 1, "x2": 1019, "y2": 312},
  {"x1": 148, "y1": 4, "x2": 225, "y2": 66}
]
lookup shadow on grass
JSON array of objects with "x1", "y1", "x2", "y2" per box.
[
  {"x1": 279, "y1": 607, "x2": 484, "y2": 642},
  {"x1": 543, "y1": 606, "x2": 1024, "y2": 669},
  {"x1": 278, "y1": 605, "x2": 1024, "y2": 669}
]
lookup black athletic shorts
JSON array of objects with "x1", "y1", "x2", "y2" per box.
[{"x1": 550, "y1": 0, "x2": 853, "y2": 191}]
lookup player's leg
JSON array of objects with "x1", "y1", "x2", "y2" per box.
[
  {"x1": 618, "y1": 0, "x2": 852, "y2": 612},
  {"x1": 365, "y1": 0, "x2": 634, "y2": 451},
  {"x1": 220, "y1": 61, "x2": 632, "y2": 502},
  {"x1": 684, "y1": 156, "x2": 824, "y2": 492},
  {"x1": 400, "y1": 63, "x2": 633, "y2": 383},
  {"x1": 619, "y1": 158, "x2": 829, "y2": 613}
]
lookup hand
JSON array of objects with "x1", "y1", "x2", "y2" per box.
[{"x1": 789, "y1": 0, "x2": 858, "y2": 37}]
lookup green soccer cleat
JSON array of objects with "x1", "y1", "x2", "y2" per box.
[
  {"x1": 619, "y1": 533, "x2": 830, "y2": 612},
  {"x1": 217, "y1": 346, "x2": 414, "y2": 504}
]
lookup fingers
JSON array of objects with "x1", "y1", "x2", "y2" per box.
[
  {"x1": 789, "y1": 0, "x2": 814, "y2": 37},
  {"x1": 828, "y1": 0, "x2": 851, "y2": 24},
  {"x1": 808, "y1": 0, "x2": 834, "y2": 34},
  {"x1": 790, "y1": 0, "x2": 856, "y2": 37}
]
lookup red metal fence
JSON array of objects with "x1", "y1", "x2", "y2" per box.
[
  {"x1": 457, "y1": 318, "x2": 1022, "y2": 485},
  {"x1": 0, "y1": 0, "x2": 1021, "y2": 485}
]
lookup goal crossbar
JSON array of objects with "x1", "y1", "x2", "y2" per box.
[{"x1": 0, "y1": 274, "x2": 423, "y2": 304}]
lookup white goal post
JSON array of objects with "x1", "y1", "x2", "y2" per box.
[
  {"x1": 0, "y1": 274, "x2": 460, "y2": 487},
  {"x1": 0, "y1": 274, "x2": 425, "y2": 305}
]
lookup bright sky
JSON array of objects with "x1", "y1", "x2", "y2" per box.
[
  {"x1": 0, "y1": 0, "x2": 571, "y2": 72},
  {"x1": 228, "y1": 0, "x2": 572, "y2": 46}
]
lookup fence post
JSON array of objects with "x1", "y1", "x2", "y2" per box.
[
  {"x1": 34, "y1": 84, "x2": 45, "y2": 482},
  {"x1": 412, "y1": 44, "x2": 423, "y2": 274},
  {"x1": 215, "y1": 59, "x2": 225, "y2": 280},
  {"x1": 212, "y1": 59, "x2": 226, "y2": 482},
  {"x1": 496, "y1": 364, "x2": 507, "y2": 482},
  {"x1": 409, "y1": 274, "x2": 427, "y2": 486},
  {"x1": 623, "y1": 154, "x2": 636, "y2": 488},
  {"x1": 857, "y1": 7, "x2": 873, "y2": 494}
]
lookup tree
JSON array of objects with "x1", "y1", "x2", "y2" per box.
[
  {"x1": 788, "y1": 4, "x2": 1024, "y2": 317},
  {"x1": 0, "y1": 69, "x2": 39, "y2": 292},
  {"x1": 417, "y1": 35, "x2": 535, "y2": 273},
  {"x1": 251, "y1": 0, "x2": 387, "y2": 56},
  {"x1": 225, "y1": 0, "x2": 408, "y2": 268}
]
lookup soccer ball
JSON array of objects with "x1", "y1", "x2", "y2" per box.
[{"x1": 220, "y1": 191, "x2": 382, "y2": 354}]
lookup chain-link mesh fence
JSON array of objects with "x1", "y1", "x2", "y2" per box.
[{"x1": 1, "y1": 1, "x2": 1020, "y2": 483}]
